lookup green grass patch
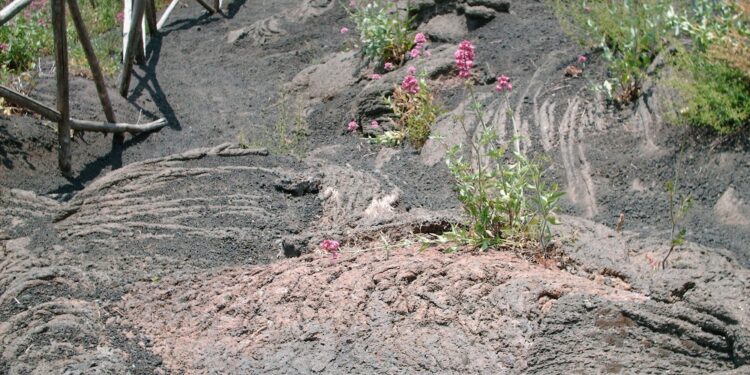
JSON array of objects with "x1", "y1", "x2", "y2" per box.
[{"x1": 550, "y1": 0, "x2": 750, "y2": 135}]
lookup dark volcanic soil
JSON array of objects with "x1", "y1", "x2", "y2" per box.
[{"x1": 1, "y1": 0, "x2": 749, "y2": 374}]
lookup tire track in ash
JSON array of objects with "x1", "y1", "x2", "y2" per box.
[
  {"x1": 51, "y1": 145, "x2": 307, "y2": 255},
  {"x1": 509, "y1": 50, "x2": 600, "y2": 218},
  {"x1": 548, "y1": 97, "x2": 599, "y2": 218},
  {"x1": 512, "y1": 51, "x2": 569, "y2": 154},
  {"x1": 633, "y1": 95, "x2": 661, "y2": 155}
]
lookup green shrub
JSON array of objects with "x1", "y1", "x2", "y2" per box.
[
  {"x1": 346, "y1": 0, "x2": 415, "y2": 65},
  {"x1": 0, "y1": 3, "x2": 52, "y2": 72},
  {"x1": 552, "y1": 0, "x2": 750, "y2": 133},
  {"x1": 665, "y1": 0, "x2": 750, "y2": 133},
  {"x1": 0, "y1": 0, "x2": 126, "y2": 83},
  {"x1": 669, "y1": 53, "x2": 750, "y2": 134},
  {"x1": 706, "y1": 1, "x2": 750, "y2": 78}
]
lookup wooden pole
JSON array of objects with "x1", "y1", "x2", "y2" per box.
[
  {"x1": 0, "y1": 0, "x2": 32, "y2": 27},
  {"x1": 67, "y1": 0, "x2": 117, "y2": 124},
  {"x1": 51, "y1": 0, "x2": 71, "y2": 173},
  {"x1": 125, "y1": 0, "x2": 144, "y2": 65},
  {"x1": 144, "y1": 0, "x2": 157, "y2": 33},
  {"x1": 122, "y1": 0, "x2": 131, "y2": 63},
  {"x1": 213, "y1": 0, "x2": 219, "y2": 13},
  {"x1": 118, "y1": 0, "x2": 146, "y2": 97},
  {"x1": 135, "y1": 21, "x2": 145, "y2": 64},
  {"x1": 0, "y1": 85, "x2": 168, "y2": 134},
  {"x1": 194, "y1": 0, "x2": 215, "y2": 14},
  {"x1": 71, "y1": 117, "x2": 167, "y2": 133},
  {"x1": 156, "y1": 0, "x2": 179, "y2": 31},
  {"x1": 0, "y1": 85, "x2": 59, "y2": 121}
]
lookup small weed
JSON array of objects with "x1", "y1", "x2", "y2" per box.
[
  {"x1": 255, "y1": 93, "x2": 309, "y2": 156},
  {"x1": 344, "y1": 0, "x2": 415, "y2": 65},
  {"x1": 661, "y1": 172, "x2": 692, "y2": 269},
  {"x1": 615, "y1": 213, "x2": 625, "y2": 234},
  {"x1": 237, "y1": 131, "x2": 250, "y2": 149}
]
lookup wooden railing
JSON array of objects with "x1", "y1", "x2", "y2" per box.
[{"x1": 0, "y1": 0, "x2": 221, "y2": 174}]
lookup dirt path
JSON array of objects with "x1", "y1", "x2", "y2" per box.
[{"x1": 1, "y1": 0, "x2": 749, "y2": 373}]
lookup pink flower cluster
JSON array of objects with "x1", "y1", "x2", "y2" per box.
[
  {"x1": 401, "y1": 75, "x2": 419, "y2": 94},
  {"x1": 455, "y1": 40, "x2": 475, "y2": 79},
  {"x1": 495, "y1": 75, "x2": 512, "y2": 92},
  {"x1": 409, "y1": 32, "x2": 428, "y2": 59},
  {"x1": 347, "y1": 120, "x2": 359, "y2": 131},
  {"x1": 29, "y1": 0, "x2": 46, "y2": 10},
  {"x1": 340, "y1": 27, "x2": 349, "y2": 34},
  {"x1": 0, "y1": 43, "x2": 8, "y2": 53},
  {"x1": 320, "y1": 239, "x2": 341, "y2": 261},
  {"x1": 414, "y1": 32, "x2": 427, "y2": 45},
  {"x1": 370, "y1": 73, "x2": 382, "y2": 80},
  {"x1": 116, "y1": 11, "x2": 125, "y2": 23},
  {"x1": 578, "y1": 54, "x2": 587, "y2": 64},
  {"x1": 384, "y1": 62, "x2": 394, "y2": 71},
  {"x1": 24, "y1": 0, "x2": 47, "y2": 21}
]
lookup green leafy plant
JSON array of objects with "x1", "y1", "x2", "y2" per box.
[
  {"x1": 1, "y1": 0, "x2": 127, "y2": 85},
  {"x1": 665, "y1": 0, "x2": 750, "y2": 134},
  {"x1": 661, "y1": 179, "x2": 692, "y2": 269},
  {"x1": 551, "y1": 0, "x2": 674, "y2": 103},
  {"x1": 666, "y1": 0, "x2": 749, "y2": 52},
  {"x1": 443, "y1": 119, "x2": 563, "y2": 253},
  {"x1": 370, "y1": 129, "x2": 405, "y2": 146},
  {"x1": 668, "y1": 51, "x2": 750, "y2": 134},
  {"x1": 423, "y1": 41, "x2": 564, "y2": 255},
  {"x1": 380, "y1": 70, "x2": 442, "y2": 148},
  {"x1": 0, "y1": 2, "x2": 52, "y2": 73},
  {"x1": 552, "y1": 0, "x2": 750, "y2": 133},
  {"x1": 346, "y1": 0, "x2": 415, "y2": 65}
]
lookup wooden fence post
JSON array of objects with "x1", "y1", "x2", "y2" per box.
[
  {"x1": 67, "y1": 0, "x2": 117, "y2": 124},
  {"x1": 194, "y1": 0, "x2": 215, "y2": 14},
  {"x1": 144, "y1": 0, "x2": 157, "y2": 33},
  {"x1": 119, "y1": 0, "x2": 146, "y2": 97},
  {"x1": 51, "y1": 0, "x2": 71, "y2": 173},
  {"x1": 156, "y1": 0, "x2": 179, "y2": 31}
]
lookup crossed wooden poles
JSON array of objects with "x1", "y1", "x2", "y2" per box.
[
  {"x1": 0, "y1": 0, "x2": 221, "y2": 174},
  {"x1": 120, "y1": 0, "x2": 221, "y2": 97}
]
